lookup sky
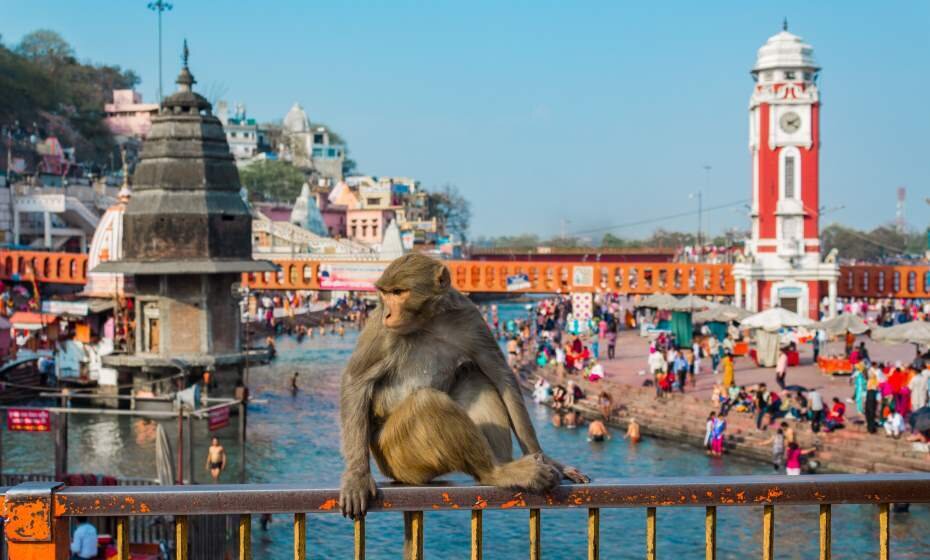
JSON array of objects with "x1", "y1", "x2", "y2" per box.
[{"x1": 3, "y1": 1, "x2": 929, "y2": 241}]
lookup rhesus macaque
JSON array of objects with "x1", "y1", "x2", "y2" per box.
[{"x1": 339, "y1": 254, "x2": 588, "y2": 518}]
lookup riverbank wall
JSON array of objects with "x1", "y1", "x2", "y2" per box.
[{"x1": 523, "y1": 365, "x2": 930, "y2": 475}]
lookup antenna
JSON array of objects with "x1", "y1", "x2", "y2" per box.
[{"x1": 895, "y1": 186, "x2": 907, "y2": 233}]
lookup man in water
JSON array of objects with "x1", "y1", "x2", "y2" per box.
[
  {"x1": 625, "y1": 418, "x2": 641, "y2": 443},
  {"x1": 588, "y1": 418, "x2": 611, "y2": 442},
  {"x1": 291, "y1": 371, "x2": 299, "y2": 394},
  {"x1": 205, "y1": 437, "x2": 227, "y2": 482}
]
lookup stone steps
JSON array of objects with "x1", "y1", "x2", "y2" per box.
[{"x1": 533, "y1": 366, "x2": 930, "y2": 474}]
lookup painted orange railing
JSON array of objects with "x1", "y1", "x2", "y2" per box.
[
  {"x1": 3, "y1": 249, "x2": 930, "y2": 298},
  {"x1": 0, "y1": 250, "x2": 88, "y2": 285}
]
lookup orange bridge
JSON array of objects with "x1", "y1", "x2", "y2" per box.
[{"x1": 2, "y1": 250, "x2": 930, "y2": 299}]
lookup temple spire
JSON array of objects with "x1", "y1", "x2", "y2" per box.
[{"x1": 783, "y1": 17, "x2": 788, "y2": 32}]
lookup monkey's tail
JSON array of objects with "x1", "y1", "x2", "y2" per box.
[{"x1": 483, "y1": 453, "x2": 561, "y2": 493}]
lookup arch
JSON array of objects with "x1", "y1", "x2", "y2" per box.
[{"x1": 778, "y1": 145, "x2": 803, "y2": 201}]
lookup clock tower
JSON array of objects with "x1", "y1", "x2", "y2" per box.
[{"x1": 733, "y1": 22, "x2": 838, "y2": 319}]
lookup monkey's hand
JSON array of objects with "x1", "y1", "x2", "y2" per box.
[
  {"x1": 339, "y1": 470, "x2": 378, "y2": 519},
  {"x1": 543, "y1": 456, "x2": 591, "y2": 484}
]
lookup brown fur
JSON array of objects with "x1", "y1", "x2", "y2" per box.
[{"x1": 338, "y1": 254, "x2": 587, "y2": 518}]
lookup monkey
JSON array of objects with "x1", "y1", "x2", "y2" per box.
[{"x1": 339, "y1": 253, "x2": 588, "y2": 518}]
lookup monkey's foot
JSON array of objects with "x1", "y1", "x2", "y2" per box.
[
  {"x1": 560, "y1": 464, "x2": 591, "y2": 484},
  {"x1": 491, "y1": 452, "x2": 561, "y2": 493}
]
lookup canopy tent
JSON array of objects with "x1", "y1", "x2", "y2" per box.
[
  {"x1": 871, "y1": 321, "x2": 930, "y2": 346},
  {"x1": 635, "y1": 293, "x2": 678, "y2": 309},
  {"x1": 740, "y1": 307, "x2": 814, "y2": 333},
  {"x1": 812, "y1": 314, "x2": 870, "y2": 336},
  {"x1": 694, "y1": 305, "x2": 752, "y2": 324},
  {"x1": 666, "y1": 295, "x2": 719, "y2": 312},
  {"x1": 9, "y1": 312, "x2": 57, "y2": 331}
]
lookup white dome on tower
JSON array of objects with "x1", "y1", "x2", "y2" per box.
[
  {"x1": 283, "y1": 102, "x2": 310, "y2": 133},
  {"x1": 753, "y1": 24, "x2": 818, "y2": 73}
]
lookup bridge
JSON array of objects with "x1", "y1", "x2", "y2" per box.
[
  {"x1": 1, "y1": 474, "x2": 925, "y2": 559},
  {"x1": 2, "y1": 249, "x2": 930, "y2": 299}
]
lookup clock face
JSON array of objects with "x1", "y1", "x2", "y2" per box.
[{"x1": 779, "y1": 111, "x2": 802, "y2": 133}]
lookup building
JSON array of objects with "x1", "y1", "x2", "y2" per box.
[
  {"x1": 216, "y1": 102, "x2": 260, "y2": 160},
  {"x1": 95, "y1": 49, "x2": 275, "y2": 397},
  {"x1": 281, "y1": 103, "x2": 346, "y2": 182},
  {"x1": 732, "y1": 23, "x2": 838, "y2": 318},
  {"x1": 104, "y1": 90, "x2": 160, "y2": 139},
  {"x1": 290, "y1": 182, "x2": 328, "y2": 237}
]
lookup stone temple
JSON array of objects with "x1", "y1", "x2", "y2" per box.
[{"x1": 96, "y1": 44, "x2": 275, "y2": 399}]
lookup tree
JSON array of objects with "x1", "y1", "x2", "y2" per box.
[
  {"x1": 15, "y1": 30, "x2": 74, "y2": 64},
  {"x1": 429, "y1": 184, "x2": 472, "y2": 241},
  {"x1": 821, "y1": 223, "x2": 926, "y2": 262},
  {"x1": 239, "y1": 160, "x2": 306, "y2": 202}
]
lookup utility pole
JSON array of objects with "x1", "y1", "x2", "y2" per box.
[
  {"x1": 147, "y1": 0, "x2": 174, "y2": 102},
  {"x1": 700, "y1": 164, "x2": 711, "y2": 247}
]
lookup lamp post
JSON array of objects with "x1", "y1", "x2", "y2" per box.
[{"x1": 147, "y1": 0, "x2": 174, "y2": 102}]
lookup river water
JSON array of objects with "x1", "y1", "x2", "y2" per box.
[{"x1": 4, "y1": 303, "x2": 929, "y2": 558}]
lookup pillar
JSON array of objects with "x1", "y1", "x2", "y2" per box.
[
  {"x1": 734, "y1": 279, "x2": 743, "y2": 308},
  {"x1": 745, "y1": 280, "x2": 757, "y2": 312},
  {"x1": 12, "y1": 207, "x2": 19, "y2": 245},
  {"x1": 43, "y1": 211, "x2": 51, "y2": 248},
  {"x1": 828, "y1": 280, "x2": 837, "y2": 319}
]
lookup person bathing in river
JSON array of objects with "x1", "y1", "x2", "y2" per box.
[
  {"x1": 588, "y1": 418, "x2": 611, "y2": 442},
  {"x1": 625, "y1": 418, "x2": 641, "y2": 443},
  {"x1": 205, "y1": 437, "x2": 227, "y2": 482}
]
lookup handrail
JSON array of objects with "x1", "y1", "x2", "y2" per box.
[
  {"x1": 3, "y1": 474, "x2": 926, "y2": 559},
  {"x1": 49, "y1": 473, "x2": 930, "y2": 514}
]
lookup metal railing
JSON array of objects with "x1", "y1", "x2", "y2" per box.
[{"x1": 3, "y1": 473, "x2": 930, "y2": 559}]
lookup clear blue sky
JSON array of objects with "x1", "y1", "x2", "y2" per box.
[{"x1": 4, "y1": 1, "x2": 929, "y2": 240}]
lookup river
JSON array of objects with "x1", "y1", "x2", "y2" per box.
[{"x1": 3, "y1": 303, "x2": 929, "y2": 558}]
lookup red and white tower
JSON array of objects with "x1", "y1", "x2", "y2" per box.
[{"x1": 733, "y1": 23, "x2": 838, "y2": 319}]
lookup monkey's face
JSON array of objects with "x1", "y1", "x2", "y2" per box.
[{"x1": 379, "y1": 288, "x2": 412, "y2": 330}]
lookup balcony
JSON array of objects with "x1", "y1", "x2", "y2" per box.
[{"x1": 4, "y1": 473, "x2": 928, "y2": 559}]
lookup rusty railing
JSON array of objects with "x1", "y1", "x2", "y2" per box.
[{"x1": 4, "y1": 473, "x2": 930, "y2": 559}]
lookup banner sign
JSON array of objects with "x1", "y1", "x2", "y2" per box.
[
  {"x1": 317, "y1": 263, "x2": 387, "y2": 291},
  {"x1": 208, "y1": 405, "x2": 230, "y2": 431},
  {"x1": 506, "y1": 273, "x2": 531, "y2": 292},
  {"x1": 7, "y1": 408, "x2": 51, "y2": 432}
]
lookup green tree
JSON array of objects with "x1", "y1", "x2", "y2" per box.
[
  {"x1": 239, "y1": 160, "x2": 306, "y2": 202},
  {"x1": 428, "y1": 184, "x2": 472, "y2": 241}
]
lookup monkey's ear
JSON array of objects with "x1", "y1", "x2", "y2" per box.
[{"x1": 435, "y1": 266, "x2": 451, "y2": 291}]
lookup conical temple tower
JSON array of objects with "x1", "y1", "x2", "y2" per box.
[{"x1": 97, "y1": 43, "x2": 275, "y2": 397}]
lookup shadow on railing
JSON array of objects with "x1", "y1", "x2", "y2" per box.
[{"x1": 4, "y1": 473, "x2": 929, "y2": 559}]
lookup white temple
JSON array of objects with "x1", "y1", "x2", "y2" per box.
[{"x1": 290, "y1": 182, "x2": 328, "y2": 237}]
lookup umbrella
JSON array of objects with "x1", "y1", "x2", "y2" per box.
[
  {"x1": 155, "y1": 423, "x2": 175, "y2": 486},
  {"x1": 812, "y1": 314, "x2": 869, "y2": 336},
  {"x1": 635, "y1": 293, "x2": 678, "y2": 309},
  {"x1": 740, "y1": 307, "x2": 814, "y2": 332},
  {"x1": 694, "y1": 305, "x2": 752, "y2": 324},
  {"x1": 871, "y1": 321, "x2": 930, "y2": 346},
  {"x1": 665, "y1": 295, "x2": 719, "y2": 312}
]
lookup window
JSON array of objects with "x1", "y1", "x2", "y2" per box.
[
  {"x1": 784, "y1": 71, "x2": 796, "y2": 80},
  {"x1": 784, "y1": 156, "x2": 796, "y2": 199},
  {"x1": 313, "y1": 134, "x2": 324, "y2": 144},
  {"x1": 367, "y1": 198, "x2": 380, "y2": 206},
  {"x1": 763, "y1": 71, "x2": 773, "y2": 81},
  {"x1": 803, "y1": 72, "x2": 812, "y2": 81}
]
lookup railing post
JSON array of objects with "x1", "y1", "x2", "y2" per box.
[
  {"x1": 404, "y1": 511, "x2": 423, "y2": 560},
  {"x1": 762, "y1": 505, "x2": 774, "y2": 560},
  {"x1": 879, "y1": 503, "x2": 890, "y2": 560},
  {"x1": 3, "y1": 481, "x2": 69, "y2": 560}
]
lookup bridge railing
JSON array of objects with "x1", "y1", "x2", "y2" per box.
[{"x1": 4, "y1": 473, "x2": 928, "y2": 559}]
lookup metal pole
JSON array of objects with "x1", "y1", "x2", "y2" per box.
[
  {"x1": 176, "y1": 379, "x2": 184, "y2": 485},
  {"x1": 238, "y1": 401, "x2": 246, "y2": 483},
  {"x1": 54, "y1": 411, "x2": 68, "y2": 480},
  {"x1": 157, "y1": 7, "x2": 163, "y2": 101},
  {"x1": 185, "y1": 411, "x2": 194, "y2": 485}
]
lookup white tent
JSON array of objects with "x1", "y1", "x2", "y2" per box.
[
  {"x1": 871, "y1": 321, "x2": 930, "y2": 346},
  {"x1": 812, "y1": 314, "x2": 870, "y2": 336},
  {"x1": 666, "y1": 295, "x2": 719, "y2": 312},
  {"x1": 635, "y1": 293, "x2": 679, "y2": 310},
  {"x1": 740, "y1": 307, "x2": 814, "y2": 332},
  {"x1": 694, "y1": 305, "x2": 752, "y2": 324}
]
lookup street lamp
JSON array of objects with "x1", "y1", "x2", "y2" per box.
[{"x1": 147, "y1": 0, "x2": 174, "y2": 102}]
